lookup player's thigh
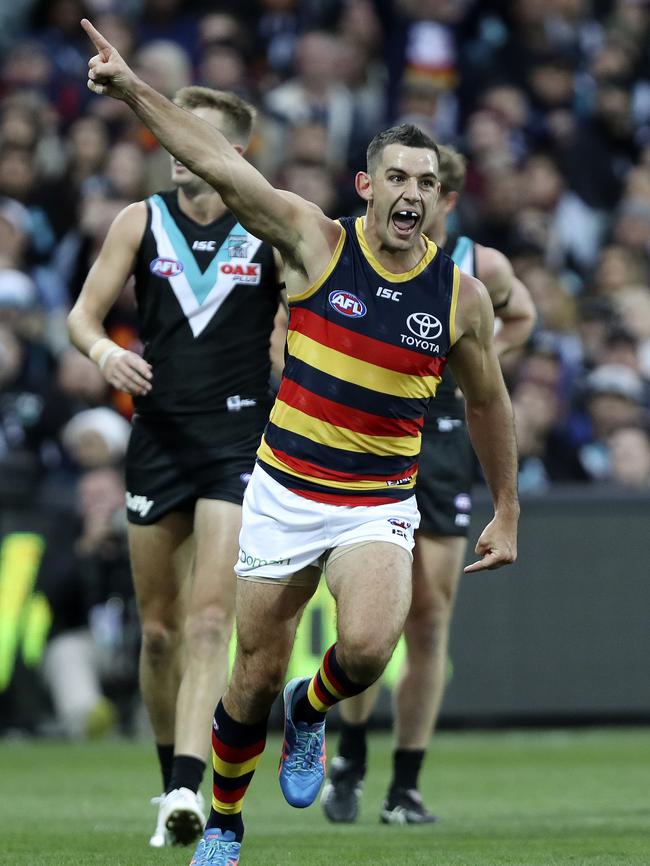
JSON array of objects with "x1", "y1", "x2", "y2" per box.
[
  {"x1": 411, "y1": 532, "x2": 467, "y2": 617},
  {"x1": 325, "y1": 541, "x2": 413, "y2": 652},
  {"x1": 189, "y1": 498, "x2": 242, "y2": 615},
  {"x1": 127, "y1": 511, "x2": 194, "y2": 623},
  {"x1": 234, "y1": 570, "x2": 318, "y2": 659}
]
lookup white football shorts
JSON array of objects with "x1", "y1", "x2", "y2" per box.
[{"x1": 235, "y1": 464, "x2": 420, "y2": 584}]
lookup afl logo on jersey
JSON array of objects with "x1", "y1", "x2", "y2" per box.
[
  {"x1": 150, "y1": 257, "x2": 184, "y2": 278},
  {"x1": 329, "y1": 290, "x2": 367, "y2": 318}
]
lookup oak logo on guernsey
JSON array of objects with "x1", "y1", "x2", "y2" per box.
[
  {"x1": 329, "y1": 290, "x2": 367, "y2": 318},
  {"x1": 219, "y1": 261, "x2": 261, "y2": 284},
  {"x1": 150, "y1": 257, "x2": 184, "y2": 278}
]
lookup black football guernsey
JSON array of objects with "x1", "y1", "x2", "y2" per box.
[
  {"x1": 257, "y1": 216, "x2": 460, "y2": 505},
  {"x1": 425, "y1": 234, "x2": 476, "y2": 424},
  {"x1": 132, "y1": 189, "x2": 280, "y2": 416}
]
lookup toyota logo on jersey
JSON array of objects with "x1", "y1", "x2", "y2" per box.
[
  {"x1": 150, "y1": 257, "x2": 184, "y2": 278},
  {"x1": 406, "y1": 312, "x2": 443, "y2": 339},
  {"x1": 329, "y1": 290, "x2": 367, "y2": 318}
]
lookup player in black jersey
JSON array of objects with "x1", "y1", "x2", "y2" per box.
[
  {"x1": 68, "y1": 86, "x2": 282, "y2": 847},
  {"x1": 322, "y1": 145, "x2": 536, "y2": 825},
  {"x1": 82, "y1": 23, "x2": 521, "y2": 866}
]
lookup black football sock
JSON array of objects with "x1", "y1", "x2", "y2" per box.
[
  {"x1": 167, "y1": 754, "x2": 206, "y2": 795},
  {"x1": 390, "y1": 748, "x2": 425, "y2": 793},
  {"x1": 156, "y1": 743, "x2": 174, "y2": 793}
]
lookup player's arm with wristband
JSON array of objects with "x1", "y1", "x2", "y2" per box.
[
  {"x1": 448, "y1": 271, "x2": 520, "y2": 574},
  {"x1": 67, "y1": 201, "x2": 152, "y2": 396}
]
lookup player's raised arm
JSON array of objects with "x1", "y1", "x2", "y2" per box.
[
  {"x1": 80, "y1": 19, "x2": 338, "y2": 273},
  {"x1": 448, "y1": 272, "x2": 519, "y2": 573}
]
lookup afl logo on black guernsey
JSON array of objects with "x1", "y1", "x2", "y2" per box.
[
  {"x1": 150, "y1": 257, "x2": 184, "y2": 278},
  {"x1": 329, "y1": 290, "x2": 367, "y2": 318}
]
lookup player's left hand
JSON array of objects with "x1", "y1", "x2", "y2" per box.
[
  {"x1": 464, "y1": 513, "x2": 518, "y2": 573},
  {"x1": 81, "y1": 18, "x2": 138, "y2": 100}
]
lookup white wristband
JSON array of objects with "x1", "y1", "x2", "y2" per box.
[{"x1": 98, "y1": 345, "x2": 123, "y2": 371}]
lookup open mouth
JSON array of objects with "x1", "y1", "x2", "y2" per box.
[{"x1": 391, "y1": 209, "x2": 420, "y2": 237}]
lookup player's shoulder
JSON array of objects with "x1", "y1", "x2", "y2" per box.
[
  {"x1": 475, "y1": 243, "x2": 512, "y2": 283},
  {"x1": 105, "y1": 200, "x2": 148, "y2": 248},
  {"x1": 455, "y1": 269, "x2": 492, "y2": 334}
]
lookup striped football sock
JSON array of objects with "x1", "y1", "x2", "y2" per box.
[
  {"x1": 293, "y1": 644, "x2": 370, "y2": 725},
  {"x1": 206, "y1": 700, "x2": 268, "y2": 842}
]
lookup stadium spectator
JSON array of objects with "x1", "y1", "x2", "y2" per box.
[{"x1": 606, "y1": 423, "x2": 650, "y2": 488}]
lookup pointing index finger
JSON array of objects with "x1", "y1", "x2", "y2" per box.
[{"x1": 81, "y1": 18, "x2": 111, "y2": 53}]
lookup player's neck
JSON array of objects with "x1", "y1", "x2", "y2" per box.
[{"x1": 177, "y1": 187, "x2": 227, "y2": 225}]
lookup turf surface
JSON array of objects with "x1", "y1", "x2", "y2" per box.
[{"x1": 1, "y1": 729, "x2": 648, "y2": 865}]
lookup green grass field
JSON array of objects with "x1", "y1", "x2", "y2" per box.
[{"x1": 1, "y1": 729, "x2": 649, "y2": 866}]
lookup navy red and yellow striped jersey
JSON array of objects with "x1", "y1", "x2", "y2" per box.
[{"x1": 257, "y1": 216, "x2": 460, "y2": 505}]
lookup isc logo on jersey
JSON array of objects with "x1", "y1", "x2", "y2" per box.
[
  {"x1": 150, "y1": 257, "x2": 184, "y2": 278},
  {"x1": 219, "y1": 262, "x2": 261, "y2": 284},
  {"x1": 329, "y1": 290, "x2": 367, "y2": 318}
]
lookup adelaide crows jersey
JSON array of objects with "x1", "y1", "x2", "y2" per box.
[
  {"x1": 132, "y1": 190, "x2": 280, "y2": 416},
  {"x1": 426, "y1": 234, "x2": 476, "y2": 423},
  {"x1": 257, "y1": 216, "x2": 459, "y2": 505}
]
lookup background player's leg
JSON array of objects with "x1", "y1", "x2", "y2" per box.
[
  {"x1": 320, "y1": 678, "x2": 381, "y2": 822},
  {"x1": 127, "y1": 513, "x2": 193, "y2": 846},
  {"x1": 160, "y1": 499, "x2": 241, "y2": 845},
  {"x1": 128, "y1": 513, "x2": 193, "y2": 759},
  {"x1": 173, "y1": 498, "x2": 240, "y2": 761},
  {"x1": 383, "y1": 531, "x2": 466, "y2": 824},
  {"x1": 396, "y1": 532, "x2": 465, "y2": 747}
]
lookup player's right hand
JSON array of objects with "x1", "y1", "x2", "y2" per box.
[
  {"x1": 81, "y1": 18, "x2": 138, "y2": 100},
  {"x1": 102, "y1": 348, "x2": 153, "y2": 396}
]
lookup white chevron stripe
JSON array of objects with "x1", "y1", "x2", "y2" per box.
[{"x1": 149, "y1": 200, "x2": 263, "y2": 337}]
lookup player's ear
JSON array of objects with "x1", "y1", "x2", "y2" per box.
[
  {"x1": 233, "y1": 144, "x2": 245, "y2": 155},
  {"x1": 355, "y1": 171, "x2": 372, "y2": 202},
  {"x1": 443, "y1": 190, "x2": 458, "y2": 216}
]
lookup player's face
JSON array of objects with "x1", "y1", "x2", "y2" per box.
[
  {"x1": 369, "y1": 144, "x2": 440, "y2": 251},
  {"x1": 170, "y1": 107, "x2": 226, "y2": 190}
]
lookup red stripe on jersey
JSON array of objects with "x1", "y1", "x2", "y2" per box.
[
  {"x1": 212, "y1": 732, "x2": 265, "y2": 764},
  {"x1": 267, "y1": 444, "x2": 417, "y2": 485},
  {"x1": 288, "y1": 487, "x2": 401, "y2": 506},
  {"x1": 289, "y1": 306, "x2": 447, "y2": 378},
  {"x1": 277, "y1": 378, "x2": 424, "y2": 438}
]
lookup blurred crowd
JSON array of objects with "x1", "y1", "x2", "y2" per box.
[{"x1": 1, "y1": 0, "x2": 650, "y2": 732}]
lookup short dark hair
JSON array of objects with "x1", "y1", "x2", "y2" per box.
[
  {"x1": 173, "y1": 86, "x2": 256, "y2": 146},
  {"x1": 366, "y1": 124, "x2": 440, "y2": 175}
]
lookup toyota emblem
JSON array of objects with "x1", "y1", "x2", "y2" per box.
[{"x1": 406, "y1": 312, "x2": 443, "y2": 339}]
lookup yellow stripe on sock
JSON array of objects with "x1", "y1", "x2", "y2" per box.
[
  {"x1": 319, "y1": 664, "x2": 347, "y2": 701},
  {"x1": 212, "y1": 752, "x2": 262, "y2": 778},
  {"x1": 307, "y1": 677, "x2": 330, "y2": 713},
  {"x1": 211, "y1": 796, "x2": 243, "y2": 815}
]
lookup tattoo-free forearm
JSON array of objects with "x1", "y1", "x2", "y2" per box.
[{"x1": 465, "y1": 390, "x2": 519, "y2": 516}]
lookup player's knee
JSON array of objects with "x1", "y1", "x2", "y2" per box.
[
  {"x1": 140, "y1": 621, "x2": 179, "y2": 665},
  {"x1": 184, "y1": 605, "x2": 233, "y2": 654},
  {"x1": 338, "y1": 632, "x2": 395, "y2": 684},
  {"x1": 406, "y1": 589, "x2": 453, "y2": 653}
]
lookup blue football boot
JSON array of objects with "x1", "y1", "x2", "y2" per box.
[
  {"x1": 189, "y1": 828, "x2": 241, "y2": 865},
  {"x1": 278, "y1": 677, "x2": 326, "y2": 808}
]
